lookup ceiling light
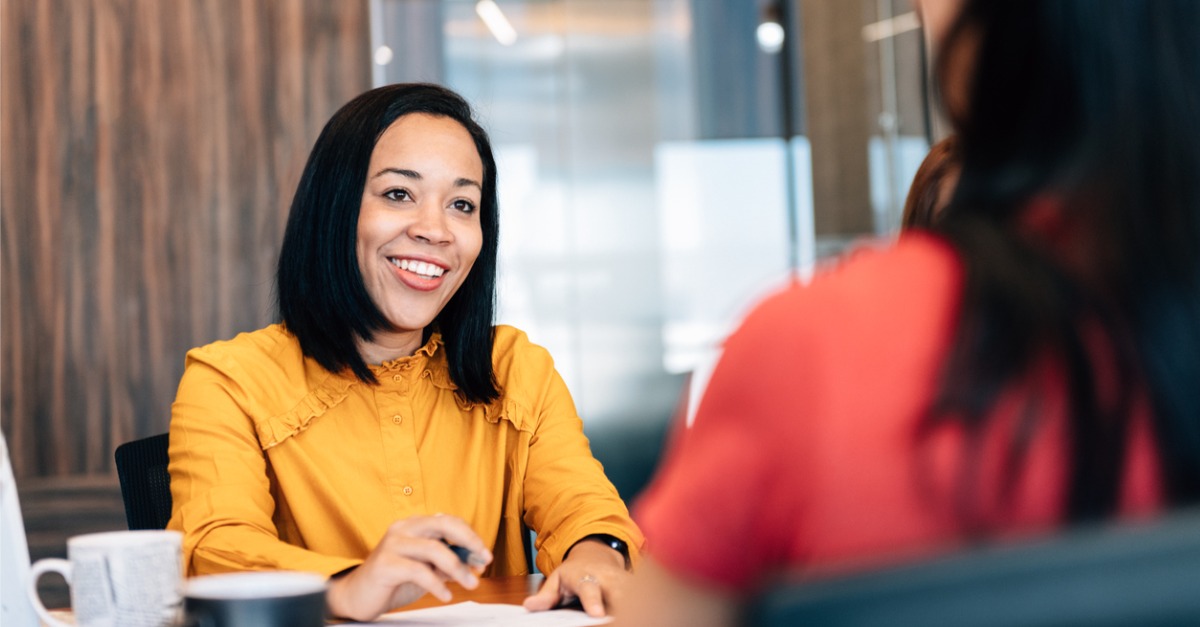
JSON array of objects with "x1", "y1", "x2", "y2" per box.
[
  {"x1": 476, "y1": 0, "x2": 518, "y2": 46},
  {"x1": 373, "y1": 45, "x2": 394, "y2": 66},
  {"x1": 862, "y1": 11, "x2": 920, "y2": 42},
  {"x1": 757, "y1": 21, "x2": 785, "y2": 54}
]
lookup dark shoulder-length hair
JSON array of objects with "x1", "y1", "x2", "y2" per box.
[
  {"x1": 926, "y1": 0, "x2": 1200, "y2": 521},
  {"x1": 901, "y1": 135, "x2": 959, "y2": 230},
  {"x1": 276, "y1": 83, "x2": 500, "y2": 404}
]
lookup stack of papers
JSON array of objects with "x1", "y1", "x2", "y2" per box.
[{"x1": 342, "y1": 601, "x2": 612, "y2": 626}]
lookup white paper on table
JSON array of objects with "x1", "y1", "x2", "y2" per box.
[{"x1": 342, "y1": 601, "x2": 612, "y2": 626}]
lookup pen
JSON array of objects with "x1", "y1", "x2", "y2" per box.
[
  {"x1": 442, "y1": 540, "x2": 488, "y2": 567},
  {"x1": 443, "y1": 541, "x2": 471, "y2": 564}
]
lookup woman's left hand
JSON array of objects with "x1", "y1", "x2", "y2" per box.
[{"x1": 523, "y1": 538, "x2": 630, "y2": 617}]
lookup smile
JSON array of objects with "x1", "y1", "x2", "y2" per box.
[{"x1": 389, "y1": 257, "x2": 447, "y2": 279}]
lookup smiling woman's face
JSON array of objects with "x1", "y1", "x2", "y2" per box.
[{"x1": 354, "y1": 112, "x2": 484, "y2": 362}]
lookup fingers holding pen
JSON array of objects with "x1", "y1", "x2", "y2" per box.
[
  {"x1": 325, "y1": 514, "x2": 494, "y2": 621},
  {"x1": 383, "y1": 515, "x2": 493, "y2": 588},
  {"x1": 424, "y1": 513, "x2": 494, "y2": 569}
]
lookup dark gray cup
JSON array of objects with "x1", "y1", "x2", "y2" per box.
[{"x1": 182, "y1": 571, "x2": 326, "y2": 627}]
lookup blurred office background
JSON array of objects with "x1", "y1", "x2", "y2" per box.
[
  {"x1": 368, "y1": 0, "x2": 933, "y2": 500},
  {"x1": 2, "y1": 0, "x2": 933, "y2": 604}
]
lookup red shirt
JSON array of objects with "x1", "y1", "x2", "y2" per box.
[{"x1": 634, "y1": 234, "x2": 1161, "y2": 592}]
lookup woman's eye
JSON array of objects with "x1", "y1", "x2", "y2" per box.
[
  {"x1": 452, "y1": 199, "x2": 477, "y2": 214},
  {"x1": 383, "y1": 189, "x2": 410, "y2": 202}
]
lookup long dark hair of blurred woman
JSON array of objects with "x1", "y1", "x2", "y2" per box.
[{"x1": 929, "y1": 0, "x2": 1200, "y2": 523}]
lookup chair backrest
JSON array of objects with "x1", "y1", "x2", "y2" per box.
[
  {"x1": 746, "y1": 508, "x2": 1200, "y2": 627},
  {"x1": 113, "y1": 433, "x2": 172, "y2": 530}
]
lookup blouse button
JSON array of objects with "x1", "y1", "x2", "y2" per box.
[
  {"x1": 402, "y1": 486, "x2": 414, "y2": 496},
  {"x1": 392, "y1": 374, "x2": 402, "y2": 382},
  {"x1": 391, "y1": 415, "x2": 403, "y2": 425}
]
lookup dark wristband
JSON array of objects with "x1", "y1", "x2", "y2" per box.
[{"x1": 571, "y1": 533, "x2": 631, "y2": 570}]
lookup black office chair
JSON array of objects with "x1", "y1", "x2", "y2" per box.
[
  {"x1": 745, "y1": 508, "x2": 1200, "y2": 627},
  {"x1": 113, "y1": 433, "x2": 173, "y2": 530}
]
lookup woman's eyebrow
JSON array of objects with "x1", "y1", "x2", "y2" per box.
[
  {"x1": 371, "y1": 167, "x2": 421, "y2": 180},
  {"x1": 370, "y1": 168, "x2": 481, "y2": 192},
  {"x1": 455, "y1": 177, "x2": 482, "y2": 191}
]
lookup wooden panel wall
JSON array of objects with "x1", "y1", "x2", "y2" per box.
[{"x1": 1, "y1": 0, "x2": 371, "y2": 479}]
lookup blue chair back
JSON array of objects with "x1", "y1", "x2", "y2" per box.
[{"x1": 746, "y1": 509, "x2": 1200, "y2": 627}]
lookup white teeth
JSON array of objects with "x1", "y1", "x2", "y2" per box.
[{"x1": 391, "y1": 258, "x2": 445, "y2": 278}]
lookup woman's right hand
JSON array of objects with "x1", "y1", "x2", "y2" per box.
[{"x1": 325, "y1": 514, "x2": 493, "y2": 622}]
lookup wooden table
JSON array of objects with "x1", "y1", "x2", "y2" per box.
[{"x1": 403, "y1": 574, "x2": 545, "y2": 609}]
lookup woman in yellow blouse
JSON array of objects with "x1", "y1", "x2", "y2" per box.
[{"x1": 167, "y1": 83, "x2": 643, "y2": 622}]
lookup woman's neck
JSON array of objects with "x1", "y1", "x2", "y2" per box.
[{"x1": 356, "y1": 328, "x2": 426, "y2": 366}]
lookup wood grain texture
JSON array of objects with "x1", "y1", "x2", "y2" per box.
[{"x1": 1, "y1": 0, "x2": 371, "y2": 479}]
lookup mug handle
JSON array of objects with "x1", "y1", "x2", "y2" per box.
[{"x1": 27, "y1": 558, "x2": 75, "y2": 627}]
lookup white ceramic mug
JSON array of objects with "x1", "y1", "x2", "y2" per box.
[{"x1": 26, "y1": 529, "x2": 183, "y2": 627}]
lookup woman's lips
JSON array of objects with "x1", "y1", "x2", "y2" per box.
[{"x1": 389, "y1": 256, "x2": 448, "y2": 291}]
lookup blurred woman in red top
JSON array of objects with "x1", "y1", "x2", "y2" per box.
[{"x1": 617, "y1": 1, "x2": 1200, "y2": 625}]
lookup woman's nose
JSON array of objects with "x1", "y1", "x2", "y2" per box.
[{"x1": 407, "y1": 202, "x2": 451, "y2": 244}]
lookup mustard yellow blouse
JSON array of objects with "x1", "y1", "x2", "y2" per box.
[{"x1": 166, "y1": 324, "x2": 642, "y2": 578}]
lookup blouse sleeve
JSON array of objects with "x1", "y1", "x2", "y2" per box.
[
  {"x1": 500, "y1": 334, "x2": 645, "y2": 573},
  {"x1": 167, "y1": 352, "x2": 361, "y2": 577}
]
